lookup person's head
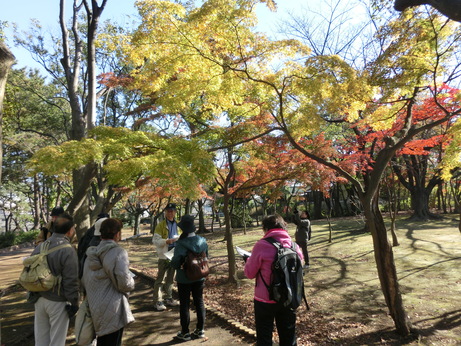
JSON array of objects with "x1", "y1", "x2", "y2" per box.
[
  {"x1": 93, "y1": 217, "x2": 109, "y2": 236},
  {"x1": 262, "y1": 214, "x2": 286, "y2": 233},
  {"x1": 178, "y1": 215, "x2": 195, "y2": 238},
  {"x1": 54, "y1": 213, "x2": 75, "y2": 238},
  {"x1": 50, "y1": 206, "x2": 65, "y2": 221},
  {"x1": 300, "y1": 211, "x2": 309, "y2": 219},
  {"x1": 164, "y1": 203, "x2": 177, "y2": 221},
  {"x1": 100, "y1": 218, "x2": 123, "y2": 241}
]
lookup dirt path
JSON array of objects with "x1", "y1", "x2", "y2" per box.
[{"x1": 0, "y1": 246, "x2": 255, "y2": 345}]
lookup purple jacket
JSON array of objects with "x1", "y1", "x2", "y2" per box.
[{"x1": 244, "y1": 228, "x2": 303, "y2": 303}]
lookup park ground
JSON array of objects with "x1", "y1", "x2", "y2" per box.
[{"x1": 1, "y1": 214, "x2": 461, "y2": 345}]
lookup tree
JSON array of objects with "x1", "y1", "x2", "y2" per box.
[
  {"x1": 394, "y1": 0, "x2": 461, "y2": 22},
  {"x1": 389, "y1": 85, "x2": 458, "y2": 221},
  {"x1": 0, "y1": 41, "x2": 15, "y2": 183}
]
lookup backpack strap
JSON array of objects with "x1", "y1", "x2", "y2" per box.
[
  {"x1": 258, "y1": 237, "x2": 281, "y2": 291},
  {"x1": 41, "y1": 241, "x2": 72, "y2": 255}
]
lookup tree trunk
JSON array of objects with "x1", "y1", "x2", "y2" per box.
[
  {"x1": 33, "y1": 174, "x2": 41, "y2": 229},
  {"x1": 197, "y1": 198, "x2": 207, "y2": 233},
  {"x1": 223, "y1": 194, "x2": 237, "y2": 283},
  {"x1": 363, "y1": 194, "x2": 412, "y2": 335},
  {"x1": 133, "y1": 213, "x2": 140, "y2": 236},
  {"x1": 0, "y1": 42, "x2": 15, "y2": 184},
  {"x1": 408, "y1": 187, "x2": 440, "y2": 221}
]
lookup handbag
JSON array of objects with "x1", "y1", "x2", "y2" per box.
[{"x1": 74, "y1": 297, "x2": 95, "y2": 345}]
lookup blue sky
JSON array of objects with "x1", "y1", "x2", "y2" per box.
[{"x1": 1, "y1": 0, "x2": 299, "y2": 72}]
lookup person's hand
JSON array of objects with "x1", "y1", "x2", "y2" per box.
[
  {"x1": 65, "y1": 304, "x2": 79, "y2": 318},
  {"x1": 243, "y1": 254, "x2": 249, "y2": 263},
  {"x1": 293, "y1": 208, "x2": 298, "y2": 214},
  {"x1": 167, "y1": 236, "x2": 179, "y2": 245}
]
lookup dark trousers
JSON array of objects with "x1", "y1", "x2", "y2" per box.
[
  {"x1": 178, "y1": 281, "x2": 205, "y2": 334},
  {"x1": 254, "y1": 299, "x2": 297, "y2": 346},
  {"x1": 296, "y1": 240, "x2": 309, "y2": 265},
  {"x1": 97, "y1": 328, "x2": 124, "y2": 346}
]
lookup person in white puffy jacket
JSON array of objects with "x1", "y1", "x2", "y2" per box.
[
  {"x1": 152, "y1": 203, "x2": 182, "y2": 311},
  {"x1": 82, "y1": 218, "x2": 135, "y2": 346}
]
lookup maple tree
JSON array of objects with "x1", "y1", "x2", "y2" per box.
[{"x1": 390, "y1": 85, "x2": 458, "y2": 221}]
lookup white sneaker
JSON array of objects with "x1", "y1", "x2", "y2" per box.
[
  {"x1": 154, "y1": 301, "x2": 166, "y2": 311},
  {"x1": 164, "y1": 298, "x2": 179, "y2": 307}
]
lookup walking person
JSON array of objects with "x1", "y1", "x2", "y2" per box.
[
  {"x1": 152, "y1": 203, "x2": 181, "y2": 311},
  {"x1": 293, "y1": 208, "x2": 312, "y2": 269},
  {"x1": 30, "y1": 213, "x2": 79, "y2": 346},
  {"x1": 81, "y1": 218, "x2": 135, "y2": 346},
  {"x1": 244, "y1": 214, "x2": 304, "y2": 346},
  {"x1": 170, "y1": 215, "x2": 208, "y2": 341}
]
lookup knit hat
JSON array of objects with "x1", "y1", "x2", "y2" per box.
[
  {"x1": 177, "y1": 215, "x2": 195, "y2": 234},
  {"x1": 94, "y1": 217, "x2": 108, "y2": 236},
  {"x1": 50, "y1": 206, "x2": 65, "y2": 216}
]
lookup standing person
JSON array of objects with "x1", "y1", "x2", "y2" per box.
[
  {"x1": 170, "y1": 215, "x2": 208, "y2": 341},
  {"x1": 31, "y1": 213, "x2": 79, "y2": 346},
  {"x1": 35, "y1": 206, "x2": 64, "y2": 245},
  {"x1": 152, "y1": 203, "x2": 181, "y2": 311},
  {"x1": 293, "y1": 208, "x2": 312, "y2": 269},
  {"x1": 244, "y1": 214, "x2": 304, "y2": 346},
  {"x1": 77, "y1": 213, "x2": 109, "y2": 279},
  {"x1": 82, "y1": 218, "x2": 135, "y2": 346}
]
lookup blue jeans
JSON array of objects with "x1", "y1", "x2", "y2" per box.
[
  {"x1": 178, "y1": 281, "x2": 205, "y2": 333},
  {"x1": 254, "y1": 299, "x2": 297, "y2": 346}
]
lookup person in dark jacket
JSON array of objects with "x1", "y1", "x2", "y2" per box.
[
  {"x1": 77, "y1": 213, "x2": 109, "y2": 278},
  {"x1": 293, "y1": 209, "x2": 311, "y2": 269},
  {"x1": 170, "y1": 215, "x2": 208, "y2": 341}
]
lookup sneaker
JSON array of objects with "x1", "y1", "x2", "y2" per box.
[
  {"x1": 192, "y1": 329, "x2": 205, "y2": 338},
  {"x1": 164, "y1": 298, "x2": 179, "y2": 307},
  {"x1": 154, "y1": 301, "x2": 166, "y2": 311},
  {"x1": 175, "y1": 331, "x2": 191, "y2": 341},
  {"x1": 303, "y1": 264, "x2": 310, "y2": 270}
]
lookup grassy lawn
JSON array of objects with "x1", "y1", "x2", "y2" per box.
[{"x1": 123, "y1": 214, "x2": 461, "y2": 345}]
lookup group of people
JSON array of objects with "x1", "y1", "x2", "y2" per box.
[
  {"x1": 150, "y1": 204, "x2": 312, "y2": 345},
  {"x1": 28, "y1": 203, "x2": 312, "y2": 346},
  {"x1": 29, "y1": 208, "x2": 134, "y2": 346}
]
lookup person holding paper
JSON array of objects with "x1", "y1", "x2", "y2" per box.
[
  {"x1": 244, "y1": 214, "x2": 303, "y2": 346},
  {"x1": 152, "y1": 203, "x2": 182, "y2": 311}
]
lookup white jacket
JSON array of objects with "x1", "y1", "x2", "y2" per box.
[{"x1": 82, "y1": 240, "x2": 135, "y2": 336}]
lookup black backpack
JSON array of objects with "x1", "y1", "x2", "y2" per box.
[{"x1": 260, "y1": 237, "x2": 309, "y2": 310}]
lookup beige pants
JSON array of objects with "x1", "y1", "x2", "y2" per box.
[{"x1": 34, "y1": 297, "x2": 70, "y2": 346}]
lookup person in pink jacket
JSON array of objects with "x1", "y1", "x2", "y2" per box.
[{"x1": 244, "y1": 214, "x2": 304, "y2": 346}]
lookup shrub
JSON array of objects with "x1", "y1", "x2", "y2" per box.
[
  {"x1": 0, "y1": 232, "x2": 16, "y2": 248},
  {"x1": 14, "y1": 230, "x2": 39, "y2": 245},
  {"x1": 0, "y1": 230, "x2": 39, "y2": 249}
]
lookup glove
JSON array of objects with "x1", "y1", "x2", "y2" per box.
[
  {"x1": 65, "y1": 304, "x2": 79, "y2": 319},
  {"x1": 40, "y1": 226, "x2": 49, "y2": 232},
  {"x1": 243, "y1": 254, "x2": 249, "y2": 263},
  {"x1": 293, "y1": 208, "x2": 298, "y2": 214}
]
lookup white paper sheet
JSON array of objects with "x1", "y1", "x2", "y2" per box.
[{"x1": 235, "y1": 246, "x2": 251, "y2": 258}]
